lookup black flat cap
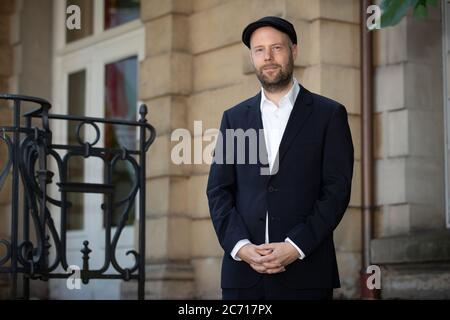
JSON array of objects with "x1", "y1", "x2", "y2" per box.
[{"x1": 242, "y1": 16, "x2": 297, "y2": 49}]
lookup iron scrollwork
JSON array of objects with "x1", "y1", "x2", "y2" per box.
[{"x1": 0, "y1": 94, "x2": 156, "y2": 299}]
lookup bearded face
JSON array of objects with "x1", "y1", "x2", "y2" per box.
[
  {"x1": 254, "y1": 49, "x2": 294, "y2": 93},
  {"x1": 250, "y1": 26, "x2": 297, "y2": 93}
]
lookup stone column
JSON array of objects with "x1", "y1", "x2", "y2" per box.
[
  {"x1": 374, "y1": 7, "x2": 444, "y2": 236},
  {"x1": 0, "y1": 0, "x2": 52, "y2": 300},
  {"x1": 371, "y1": 4, "x2": 450, "y2": 298},
  {"x1": 123, "y1": 0, "x2": 195, "y2": 299}
]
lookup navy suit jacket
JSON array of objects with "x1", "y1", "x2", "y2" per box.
[{"x1": 206, "y1": 84, "x2": 354, "y2": 289}]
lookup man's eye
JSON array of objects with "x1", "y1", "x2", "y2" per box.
[{"x1": 273, "y1": 46, "x2": 282, "y2": 51}]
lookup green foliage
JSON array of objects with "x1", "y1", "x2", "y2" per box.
[{"x1": 380, "y1": 0, "x2": 438, "y2": 28}]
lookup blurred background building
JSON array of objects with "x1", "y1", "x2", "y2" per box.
[{"x1": 0, "y1": 0, "x2": 449, "y2": 299}]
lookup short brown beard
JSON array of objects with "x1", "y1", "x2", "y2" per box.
[{"x1": 255, "y1": 50, "x2": 294, "y2": 93}]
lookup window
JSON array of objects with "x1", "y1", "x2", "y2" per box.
[
  {"x1": 105, "y1": 0, "x2": 140, "y2": 30},
  {"x1": 67, "y1": 70, "x2": 86, "y2": 230},
  {"x1": 104, "y1": 56, "x2": 138, "y2": 226},
  {"x1": 64, "y1": 0, "x2": 140, "y2": 45},
  {"x1": 66, "y1": 0, "x2": 93, "y2": 43}
]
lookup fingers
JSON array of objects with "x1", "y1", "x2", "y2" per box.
[
  {"x1": 261, "y1": 261, "x2": 282, "y2": 269},
  {"x1": 265, "y1": 266, "x2": 286, "y2": 274},
  {"x1": 258, "y1": 254, "x2": 277, "y2": 264},
  {"x1": 257, "y1": 243, "x2": 277, "y2": 251},
  {"x1": 250, "y1": 263, "x2": 267, "y2": 274},
  {"x1": 244, "y1": 243, "x2": 286, "y2": 274},
  {"x1": 250, "y1": 264, "x2": 285, "y2": 274},
  {"x1": 246, "y1": 252, "x2": 273, "y2": 266},
  {"x1": 254, "y1": 248, "x2": 273, "y2": 256},
  {"x1": 239, "y1": 245, "x2": 265, "y2": 264}
]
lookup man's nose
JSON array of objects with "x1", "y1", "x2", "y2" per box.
[{"x1": 264, "y1": 49, "x2": 273, "y2": 61}]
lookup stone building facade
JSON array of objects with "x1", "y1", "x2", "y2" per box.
[{"x1": 0, "y1": 0, "x2": 449, "y2": 299}]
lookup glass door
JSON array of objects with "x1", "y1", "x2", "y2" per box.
[{"x1": 50, "y1": 0, "x2": 144, "y2": 299}]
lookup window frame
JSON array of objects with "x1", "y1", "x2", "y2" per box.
[{"x1": 54, "y1": 0, "x2": 142, "y2": 56}]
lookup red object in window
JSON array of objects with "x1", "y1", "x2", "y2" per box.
[{"x1": 104, "y1": 0, "x2": 140, "y2": 30}]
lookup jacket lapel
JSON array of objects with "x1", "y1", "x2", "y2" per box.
[
  {"x1": 277, "y1": 84, "x2": 314, "y2": 166},
  {"x1": 246, "y1": 93, "x2": 271, "y2": 176},
  {"x1": 246, "y1": 92, "x2": 263, "y2": 131}
]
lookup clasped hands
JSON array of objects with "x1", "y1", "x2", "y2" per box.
[{"x1": 236, "y1": 242, "x2": 299, "y2": 274}]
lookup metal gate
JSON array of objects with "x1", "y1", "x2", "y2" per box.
[{"x1": 0, "y1": 94, "x2": 155, "y2": 299}]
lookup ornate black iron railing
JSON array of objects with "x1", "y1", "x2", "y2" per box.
[{"x1": 0, "y1": 94, "x2": 156, "y2": 299}]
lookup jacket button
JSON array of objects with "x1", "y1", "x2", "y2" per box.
[{"x1": 268, "y1": 186, "x2": 276, "y2": 192}]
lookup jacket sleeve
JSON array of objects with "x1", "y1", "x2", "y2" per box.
[
  {"x1": 206, "y1": 111, "x2": 251, "y2": 256},
  {"x1": 285, "y1": 104, "x2": 354, "y2": 256}
]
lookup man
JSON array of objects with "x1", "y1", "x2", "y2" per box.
[{"x1": 206, "y1": 16, "x2": 354, "y2": 300}]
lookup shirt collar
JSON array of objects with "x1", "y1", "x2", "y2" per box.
[{"x1": 260, "y1": 78, "x2": 300, "y2": 111}]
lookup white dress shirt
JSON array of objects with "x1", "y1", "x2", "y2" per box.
[{"x1": 231, "y1": 78, "x2": 306, "y2": 261}]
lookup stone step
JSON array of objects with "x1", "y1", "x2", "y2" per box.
[{"x1": 381, "y1": 263, "x2": 450, "y2": 299}]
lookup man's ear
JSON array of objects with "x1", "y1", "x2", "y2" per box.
[
  {"x1": 249, "y1": 50, "x2": 255, "y2": 68},
  {"x1": 291, "y1": 43, "x2": 298, "y2": 61}
]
